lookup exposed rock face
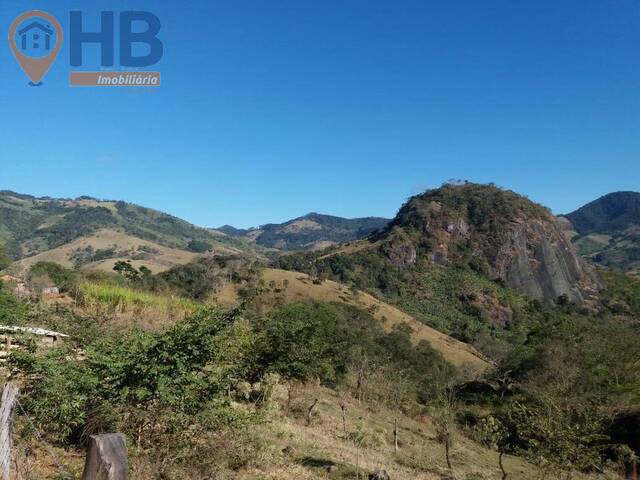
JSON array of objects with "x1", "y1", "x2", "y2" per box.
[
  {"x1": 381, "y1": 183, "x2": 602, "y2": 304},
  {"x1": 382, "y1": 233, "x2": 417, "y2": 267},
  {"x1": 495, "y1": 219, "x2": 601, "y2": 304}
]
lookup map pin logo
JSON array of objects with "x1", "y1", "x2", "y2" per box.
[{"x1": 8, "y1": 10, "x2": 63, "y2": 87}]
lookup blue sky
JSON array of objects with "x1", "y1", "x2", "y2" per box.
[{"x1": 1, "y1": 0, "x2": 639, "y2": 228}]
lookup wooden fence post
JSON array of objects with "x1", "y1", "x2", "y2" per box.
[
  {"x1": 0, "y1": 383, "x2": 18, "y2": 480},
  {"x1": 82, "y1": 433, "x2": 128, "y2": 480},
  {"x1": 393, "y1": 417, "x2": 398, "y2": 454}
]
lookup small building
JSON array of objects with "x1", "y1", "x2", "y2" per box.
[{"x1": 42, "y1": 286, "x2": 60, "y2": 296}]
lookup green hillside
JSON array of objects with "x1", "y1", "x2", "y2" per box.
[
  {"x1": 564, "y1": 191, "x2": 640, "y2": 273},
  {"x1": 4, "y1": 240, "x2": 638, "y2": 478},
  {"x1": 0, "y1": 191, "x2": 254, "y2": 263},
  {"x1": 567, "y1": 191, "x2": 640, "y2": 234}
]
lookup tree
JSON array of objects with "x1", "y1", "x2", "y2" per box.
[
  {"x1": 475, "y1": 415, "x2": 510, "y2": 479},
  {"x1": 383, "y1": 367, "x2": 413, "y2": 454},
  {"x1": 113, "y1": 261, "x2": 141, "y2": 281},
  {"x1": 139, "y1": 265, "x2": 152, "y2": 278},
  {"x1": 433, "y1": 385, "x2": 456, "y2": 471},
  {"x1": 187, "y1": 239, "x2": 211, "y2": 253},
  {"x1": 430, "y1": 370, "x2": 476, "y2": 474},
  {"x1": 12, "y1": 306, "x2": 255, "y2": 445},
  {"x1": 253, "y1": 303, "x2": 339, "y2": 384}
]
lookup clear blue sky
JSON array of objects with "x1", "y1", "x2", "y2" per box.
[{"x1": 1, "y1": 0, "x2": 639, "y2": 228}]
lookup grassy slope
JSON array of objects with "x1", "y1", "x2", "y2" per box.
[
  {"x1": 216, "y1": 268, "x2": 491, "y2": 371},
  {"x1": 14, "y1": 229, "x2": 199, "y2": 273},
  {"x1": 251, "y1": 383, "x2": 574, "y2": 480}
]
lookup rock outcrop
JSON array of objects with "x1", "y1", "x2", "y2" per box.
[
  {"x1": 380, "y1": 183, "x2": 602, "y2": 304},
  {"x1": 369, "y1": 470, "x2": 391, "y2": 480},
  {"x1": 495, "y1": 218, "x2": 601, "y2": 304}
]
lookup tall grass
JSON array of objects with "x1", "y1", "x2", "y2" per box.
[{"x1": 77, "y1": 281, "x2": 197, "y2": 327}]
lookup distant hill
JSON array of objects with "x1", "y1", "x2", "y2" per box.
[
  {"x1": 566, "y1": 192, "x2": 640, "y2": 234},
  {"x1": 217, "y1": 212, "x2": 390, "y2": 251},
  {"x1": 0, "y1": 191, "x2": 256, "y2": 273},
  {"x1": 216, "y1": 225, "x2": 251, "y2": 237},
  {"x1": 563, "y1": 191, "x2": 640, "y2": 273}
]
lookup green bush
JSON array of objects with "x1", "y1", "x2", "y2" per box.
[
  {"x1": 28, "y1": 262, "x2": 80, "y2": 291},
  {"x1": 12, "y1": 306, "x2": 258, "y2": 445},
  {"x1": 251, "y1": 302, "x2": 453, "y2": 398}
]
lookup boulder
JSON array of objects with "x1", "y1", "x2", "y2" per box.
[{"x1": 369, "y1": 469, "x2": 390, "y2": 480}]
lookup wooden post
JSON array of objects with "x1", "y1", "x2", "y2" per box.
[
  {"x1": 393, "y1": 417, "x2": 398, "y2": 454},
  {"x1": 82, "y1": 433, "x2": 128, "y2": 480},
  {"x1": 633, "y1": 458, "x2": 638, "y2": 480},
  {"x1": 0, "y1": 383, "x2": 18, "y2": 480}
]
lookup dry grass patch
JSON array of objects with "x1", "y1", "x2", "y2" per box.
[{"x1": 16, "y1": 229, "x2": 199, "y2": 274}]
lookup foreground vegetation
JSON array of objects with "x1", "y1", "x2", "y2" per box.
[{"x1": 1, "y1": 245, "x2": 639, "y2": 477}]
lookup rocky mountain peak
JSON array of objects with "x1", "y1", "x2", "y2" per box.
[{"x1": 381, "y1": 183, "x2": 601, "y2": 304}]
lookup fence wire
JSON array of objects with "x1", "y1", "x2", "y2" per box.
[
  {"x1": 1, "y1": 383, "x2": 73, "y2": 480},
  {"x1": 15, "y1": 398, "x2": 73, "y2": 480}
]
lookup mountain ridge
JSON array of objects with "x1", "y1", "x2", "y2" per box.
[
  {"x1": 4, "y1": 187, "x2": 639, "y2": 276},
  {"x1": 563, "y1": 191, "x2": 640, "y2": 273},
  {"x1": 217, "y1": 211, "x2": 390, "y2": 251},
  {"x1": 566, "y1": 191, "x2": 640, "y2": 234},
  {"x1": 0, "y1": 190, "x2": 258, "y2": 273}
]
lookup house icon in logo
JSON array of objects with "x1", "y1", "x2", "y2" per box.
[{"x1": 18, "y1": 21, "x2": 53, "y2": 52}]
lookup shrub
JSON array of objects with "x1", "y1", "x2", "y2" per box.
[
  {"x1": 28, "y1": 262, "x2": 80, "y2": 291},
  {"x1": 12, "y1": 307, "x2": 259, "y2": 447}
]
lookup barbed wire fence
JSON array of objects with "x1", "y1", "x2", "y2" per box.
[{"x1": 1, "y1": 383, "x2": 73, "y2": 480}]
